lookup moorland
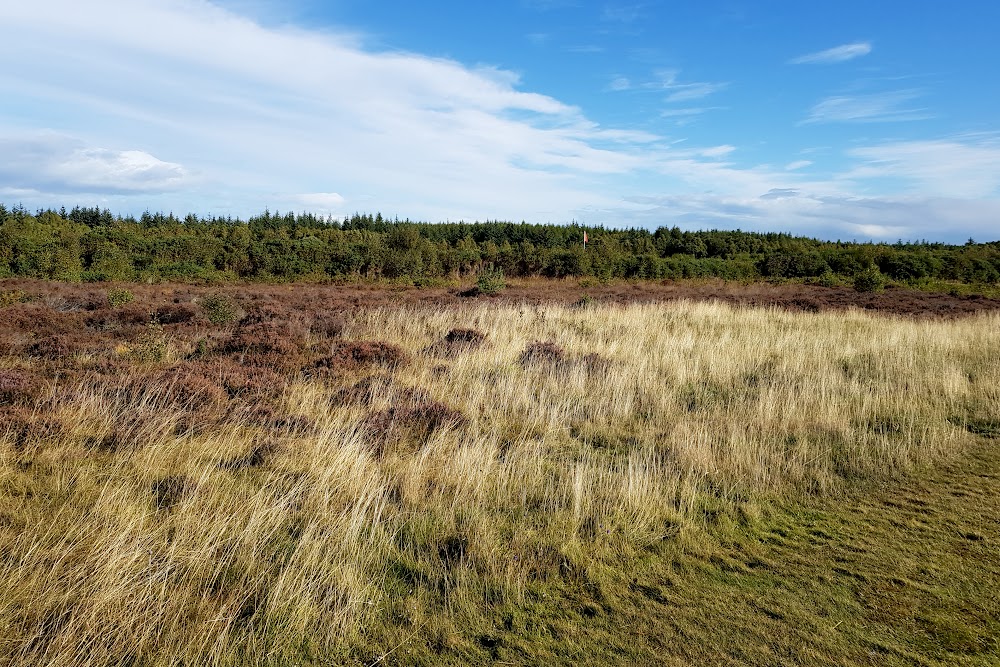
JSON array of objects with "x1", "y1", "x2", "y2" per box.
[{"x1": 1, "y1": 276, "x2": 999, "y2": 666}]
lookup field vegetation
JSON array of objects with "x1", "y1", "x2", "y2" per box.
[{"x1": 1, "y1": 280, "x2": 999, "y2": 665}]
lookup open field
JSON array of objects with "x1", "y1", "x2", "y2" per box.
[{"x1": 1, "y1": 279, "x2": 999, "y2": 665}]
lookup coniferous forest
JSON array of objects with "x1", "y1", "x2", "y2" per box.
[{"x1": 2, "y1": 203, "x2": 998, "y2": 287}]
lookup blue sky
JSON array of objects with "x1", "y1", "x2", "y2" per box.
[{"x1": 1, "y1": 0, "x2": 999, "y2": 241}]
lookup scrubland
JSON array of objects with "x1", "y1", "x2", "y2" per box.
[{"x1": 1, "y1": 282, "x2": 998, "y2": 665}]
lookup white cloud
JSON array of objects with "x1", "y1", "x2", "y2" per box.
[
  {"x1": 790, "y1": 42, "x2": 872, "y2": 65},
  {"x1": 699, "y1": 145, "x2": 735, "y2": 158},
  {"x1": 294, "y1": 192, "x2": 346, "y2": 213},
  {"x1": 608, "y1": 76, "x2": 631, "y2": 91},
  {"x1": 785, "y1": 160, "x2": 812, "y2": 171},
  {"x1": 843, "y1": 137, "x2": 1000, "y2": 198},
  {"x1": 0, "y1": 133, "x2": 187, "y2": 193},
  {"x1": 664, "y1": 82, "x2": 728, "y2": 103},
  {"x1": 803, "y1": 90, "x2": 930, "y2": 124}
]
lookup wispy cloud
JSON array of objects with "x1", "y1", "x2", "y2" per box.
[
  {"x1": 803, "y1": 90, "x2": 930, "y2": 124},
  {"x1": 785, "y1": 160, "x2": 812, "y2": 171},
  {"x1": 843, "y1": 136, "x2": 1000, "y2": 198},
  {"x1": 790, "y1": 42, "x2": 872, "y2": 65},
  {"x1": 608, "y1": 69, "x2": 728, "y2": 104},
  {"x1": 660, "y1": 107, "x2": 716, "y2": 118},
  {"x1": 608, "y1": 76, "x2": 631, "y2": 91},
  {"x1": 664, "y1": 82, "x2": 728, "y2": 103},
  {"x1": 601, "y1": 3, "x2": 647, "y2": 23}
]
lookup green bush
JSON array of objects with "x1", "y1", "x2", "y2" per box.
[
  {"x1": 815, "y1": 271, "x2": 841, "y2": 288},
  {"x1": 476, "y1": 268, "x2": 506, "y2": 296},
  {"x1": 0, "y1": 290, "x2": 30, "y2": 308},
  {"x1": 131, "y1": 322, "x2": 170, "y2": 363},
  {"x1": 107, "y1": 288, "x2": 135, "y2": 308},
  {"x1": 200, "y1": 293, "x2": 240, "y2": 325},
  {"x1": 853, "y1": 268, "x2": 885, "y2": 293}
]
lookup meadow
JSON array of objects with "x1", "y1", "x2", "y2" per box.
[{"x1": 1, "y1": 280, "x2": 998, "y2": 665}]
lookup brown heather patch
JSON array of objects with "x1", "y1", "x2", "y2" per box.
[
  {"x1": 0, "y1": 302, "x2": 77, "y2": 337},
  {"x1": 311, "y1": 340, "x2": 409, "y2": 375},
  {"x1": 153, "y1": 303, "x2": 199, "y2": 325},
  {"x1": 518, "y1": 341, "x2": 566, "y2": 367},
  {"x1": 218, "y1": 440, "x2": 281, "y2": 471},
  {"x1": 364, "y1": 400, "x2": 467, "y2": 456},
  {"x1": 426, "y1": 327, "x2": 487, "y2": 357},
  {"x1": 151, "y1": 475, "x2": 197, "y2": 511},
  {"x1": 1, "y1": 409, "x2": 65, "y2": 452},
  {"x1": 226, "y1": 306, "x2": 309, "y2": 358},
  {"x1": 331, "y1": 375, "x2": 431, "y2": 407},
  {"x1": 86, "y1": 303, "x2": 151, "y2": 330},
  {"x1": 27, "y1": 334, "x2": 80, "y2": 361},
  {"x1": 231, "y1": 405, "x2": 318, "y2": 435},
  {"x1": 0, "y1": 369, "x2": 42, "y2": 406},
  {"x1": 149, "y1": 366, "x2": 230, "y2": 409},
  {"x1": 311, "y1": 312, "x2": 347, "y2": 339}
]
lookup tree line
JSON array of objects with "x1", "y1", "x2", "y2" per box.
[{"x1": 1, "y1": 203, "x2": 998, "y2": 286}]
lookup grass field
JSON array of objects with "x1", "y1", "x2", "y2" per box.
[{"x1": 1, "y1": 283, "x2": 998, "y2": 665}]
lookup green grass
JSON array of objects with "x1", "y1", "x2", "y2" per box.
[{"x1": 354, "y1": 437, "x2": 1000, "y2": 665}]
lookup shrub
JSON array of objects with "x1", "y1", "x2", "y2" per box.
[
  {"x1": 130, "y1": 322, "x2": 171, "y2": 363},
  {"x1": 200, "y1": 293, "x2": 240, "y2": 325},
  {"x1": 816, "y1": 271, "x2": 840, "y2": 288},
  {"x1": 476, "y1": 268, "x2": 506, "y2": 296},
  {"x1": 427, "y1": 328, "x2": 487, "y2": 357},
  {"x1": 364, "y1": 400, "x2": 467, "y2": 456},
  {"x1": 106, "y1": 288, "x2": 135, "y2": 308},
  {"x1": 519, "y1": 341, "x2": 566, "y2": 367},
  {"x1": 0, "y1": 290, "x2": 30, "y2": 308},
  {"x1": 312, "y1": 313, "x2": 347, "y2": 339},
  {"x1": 312, "y1": 341, "x2": 409, "y2": 374},
  {"x1": 151, "y1": 475, "x2": 196, "y2": 510},
  {"x1": 333, "y1": 376, "x2": 430, "y2": 407},
  {"x1": 219, "y1": 440, "x2": 280, "y2": 471},
  {"x1": 2, "y1": 410, "x2": 65, "y2": 451},
  {"x1": 28, "y1": 335, "x2": 76, "y2": 360},
  {"x1": 853, "y1": 267, "x2": 885, "y2": 293},
  {"x1": 153, "y1": 303, "x2": 198, "y2": 324},
  {"x1": 0, "y1": 370, "x2": 42, "y2": 406}
]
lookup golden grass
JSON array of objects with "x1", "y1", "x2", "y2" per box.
[{"x1": 1, "y1": 300, "x2": 998, "y2": 665}]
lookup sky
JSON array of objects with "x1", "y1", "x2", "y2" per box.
[{"x1": 1, "y1": 0, "x2": 999, "y2": 242}]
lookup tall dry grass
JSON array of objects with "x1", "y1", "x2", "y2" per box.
[{"x1": 1, "y1": 300, "x2": 997, "y2": 665}]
